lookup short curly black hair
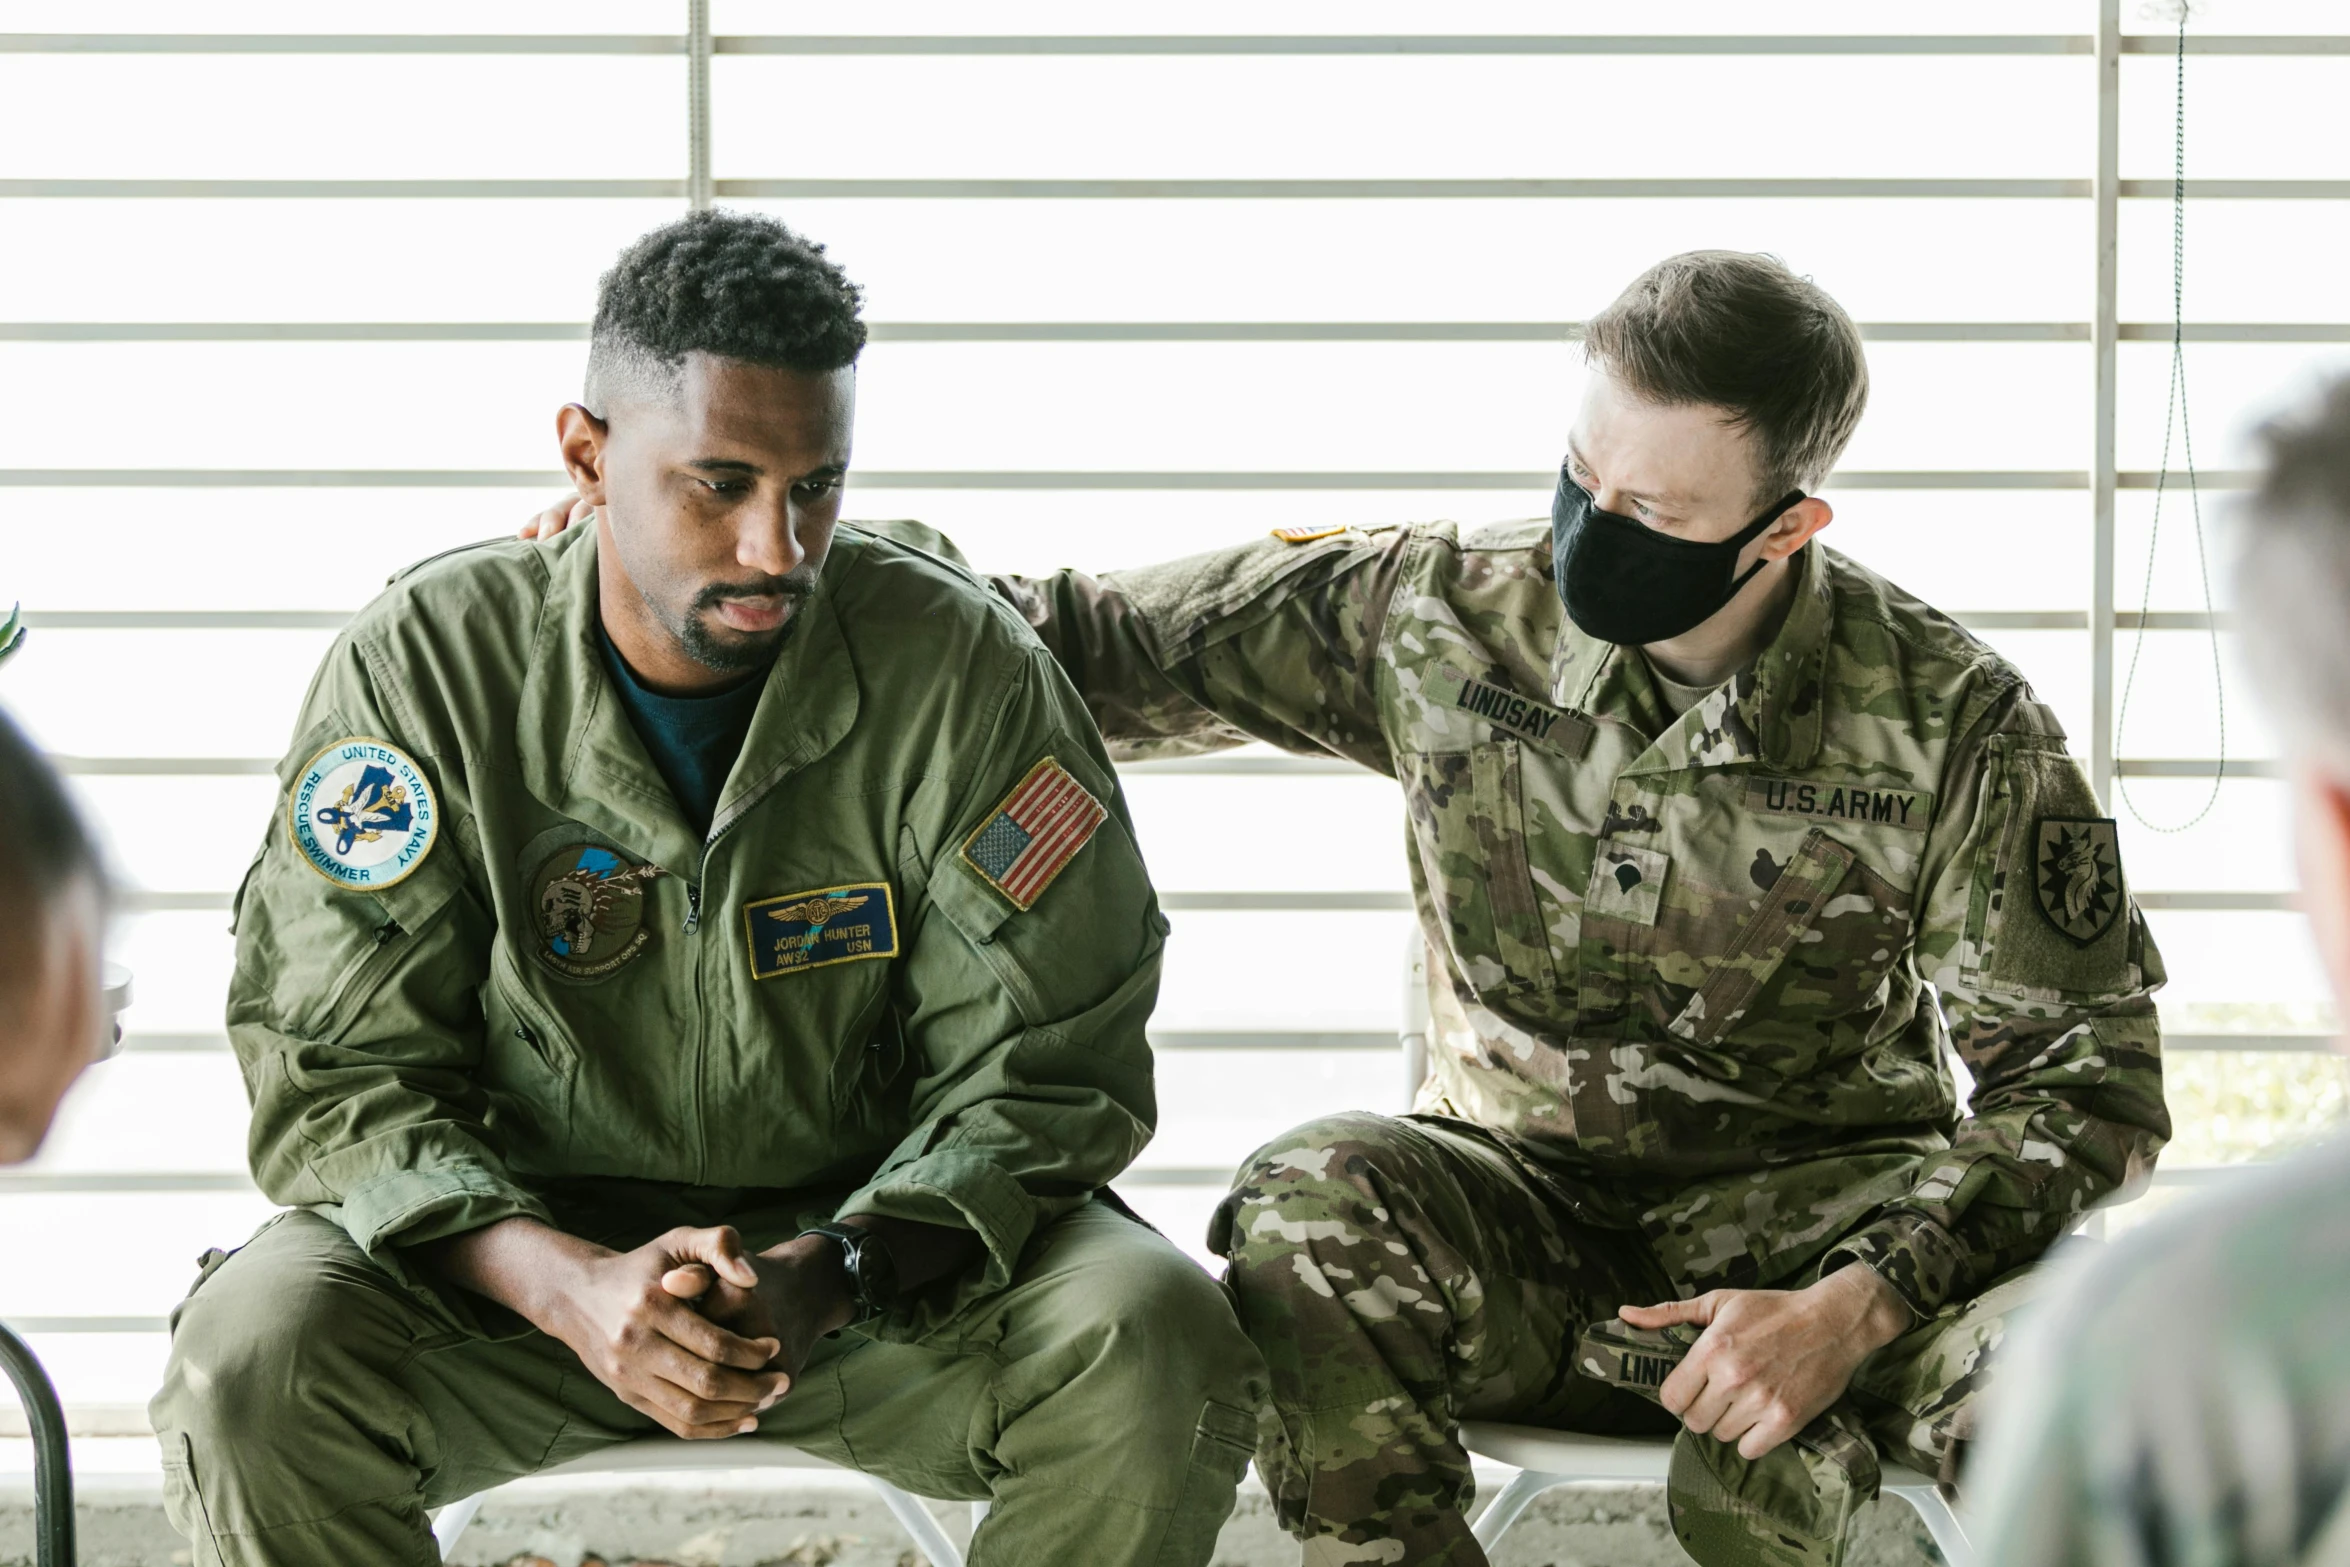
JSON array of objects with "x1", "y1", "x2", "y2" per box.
[{"x1": 584, "y1": 209, "x2": 867, "y2": 413}]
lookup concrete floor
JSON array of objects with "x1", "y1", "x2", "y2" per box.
[{"x1": 0, "y1": 1470, "x2": 1947, "y2": 1567}]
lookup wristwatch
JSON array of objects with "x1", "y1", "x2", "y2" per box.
[{"x1": 798, "y1": 1221, "x2": 899, "y2": 1325}]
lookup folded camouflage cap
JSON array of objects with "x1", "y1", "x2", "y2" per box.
[{"x1": 1577, "y1": 1320, "x2": 1881, "y2": 1567}]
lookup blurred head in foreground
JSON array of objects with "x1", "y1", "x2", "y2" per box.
[
  {"x1": 0, "y1": 706, "x2": 105, "y2": 1161},
  {"x1": 1965, "y1": 374, "x2": 2350, "y2": 1566},
  {"x1": 2237, "y1": 375, "x2": 2350, "y2": 1013}
]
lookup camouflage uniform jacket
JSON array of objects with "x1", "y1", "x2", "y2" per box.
[{"x1": 996, "y1": 521, "x2": 2170, "y2": 1319}]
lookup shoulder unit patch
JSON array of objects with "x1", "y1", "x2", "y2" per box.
[
  {"x1": 961, "y1": 757, "x2": 1108, "y2": 911},
  {"x1": 2033, "y1": 816, "x2": 2124, "y2": 947},
  {"x1": 288, "y1": 738, "x2": 439, "y2": 890}
]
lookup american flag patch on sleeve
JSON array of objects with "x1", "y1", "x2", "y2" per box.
[{"x1": 960, "y1": 757, "x2": 1109, "y2": 911}]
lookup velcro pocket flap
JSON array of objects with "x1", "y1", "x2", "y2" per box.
[
  {"x1": 929, "y1": 853, "x2": 1016, "y2": 950},
  {"x1": 1668, "y1": 827, "x2": 1856, "y2": 1044}
]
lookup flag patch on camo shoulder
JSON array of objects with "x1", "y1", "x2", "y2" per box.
[{"x1": 960, "y1": 757, "x2": 1108, "y2": 910}]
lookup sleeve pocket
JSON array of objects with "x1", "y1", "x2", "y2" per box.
[
  {"x1": 1974, "y1": 741, "x2": 2138, "y2": 999},
  {"x1": 239, "y1": 836, "x2": 469, "y2": 1042}
]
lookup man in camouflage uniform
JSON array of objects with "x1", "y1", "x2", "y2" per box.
[
  {"x1": 991, "y1": 252, "x2": 2171, "y2": 1566},
  {"x1": 531, "y1": 250, "x2": 2169, "y2": 1565},
  {"x1": 1966, "y1": 380, "x2": 2350, "y2": 1567}
]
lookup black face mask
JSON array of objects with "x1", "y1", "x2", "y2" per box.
[{"x1": 1550, "y1": 467, "x2": 1805, "y2": 646}]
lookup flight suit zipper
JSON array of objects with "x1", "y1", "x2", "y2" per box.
[{"x1": 679, "y1": 788, "x2": 780, "y2": 1185}]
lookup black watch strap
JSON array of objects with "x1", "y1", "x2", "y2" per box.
[{"x1": 799, "y1": 1221, "x2": 898, "y2": 1324}]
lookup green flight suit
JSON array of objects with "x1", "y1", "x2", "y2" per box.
[
  {"x1": 150, "y1": 522, "x2": 1266, "y2": 1567},
  {"x1": 993, "y1": 521, "x2": 2172, "y2": 1565}
]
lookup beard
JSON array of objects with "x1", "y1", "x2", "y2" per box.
[{"x1": 647, "y1": 572, "x2": 817, "y2": 676}]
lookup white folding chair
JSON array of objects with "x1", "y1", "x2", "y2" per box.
[
  {"x1": 1462, "y1": 1424, "x2": 1972, "y2": 1567},
  {"x1": 432, "y1": 1437, "x2": 984, "y2": 1566}
]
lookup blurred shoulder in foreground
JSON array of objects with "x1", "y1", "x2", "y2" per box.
[
  {"x1": 1971, "y1": 371, "x2": 2350, "y2": 1567},
  {"x1": 1970, "y1": 1139, "x2": 2350, "y2": 1567}
]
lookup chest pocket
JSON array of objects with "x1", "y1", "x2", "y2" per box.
[
  {"x1": 1403, "y1": 742, "x2": 1557, "y2": 998},
  {"x1": 1665, "y1": 827, "x2": 1912, "y2": 1049}
]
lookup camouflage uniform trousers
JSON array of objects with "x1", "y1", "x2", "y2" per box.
[{"x1": 1209, "y1": 1111, "x2": 2024, "y2": 1567}]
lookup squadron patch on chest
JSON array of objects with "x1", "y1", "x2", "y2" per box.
[
  {"x1": 1430, "y1": 668, "x2": 1594, "y2": 757},
  {"x1": 961, "y1": 757, "x2": 1108, "y2": 911},
  {"x1": 532, "y1": 845, "x2": 665, "y2": 978},
  {"x1": 288, "y1": 738, "x2": 440, "y2": 890},
  {"x1": 2033, "y1": 816, "x2": 2123, "y2": 947},
  {"x1": 1745, "y1": 775, "x2": 1933, "y2": 834},
  {"x1": 744, "y1": 882, "x2": 900, "y2": 979}
]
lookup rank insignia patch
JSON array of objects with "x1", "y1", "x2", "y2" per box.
[
  {"x1": 745, "y1": 882, "x2": 899, "y2": 980},
  {"x1": 288, "y1": 738, "x2": 439, "y2": 890},
  {"x1": 961, "y1": 757, "x2": 1108, "y2": 911},
  {"x1": 532, "y1": 845, "x2": 665, "y2": 978},
  {"x1": 2033, "y1": 816, "x2": 2123, "y2": 947}
]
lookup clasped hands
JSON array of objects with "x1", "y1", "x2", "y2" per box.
[
  {"x1": 1615, "y1": 1263, "x2": 1911, "y2": 1460},
  {"x1": 559, "y1": 1224, "x2": 857, "y2": 1440},
  {"x1": 434, "y1": 1219, "x2": 853, "y2": 1441}
]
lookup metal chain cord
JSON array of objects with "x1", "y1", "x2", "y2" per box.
[
  {"x1": 2115, "y1": 1, "x2": 2228, "y2": 833},
  {"x1": 686, "y1": 0, "x2": 713, "y2": 212}
]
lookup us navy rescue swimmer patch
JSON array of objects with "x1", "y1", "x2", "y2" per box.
[
  {"x1": 962, "y1": 757, "x2": 1108, "y2": 911},
  {"x1": 1430, "y1": 668, "x2": 1594, "y2": 757},
  {"x1": 2034, "y1": 816, "x2": 2123, "y2": 947},
  {"x1": 1745, "y1": 775, "x2": 1932, "y2": 834},
  {"x1": 744, "y1": 882, "x2": 900, "y2": 980},
  {"x1": 288, "y1": 738, "x2": 439, "y2": 890},
  {"x1": 533, "y1": 845, "x2": 664, "y2": 978}
]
